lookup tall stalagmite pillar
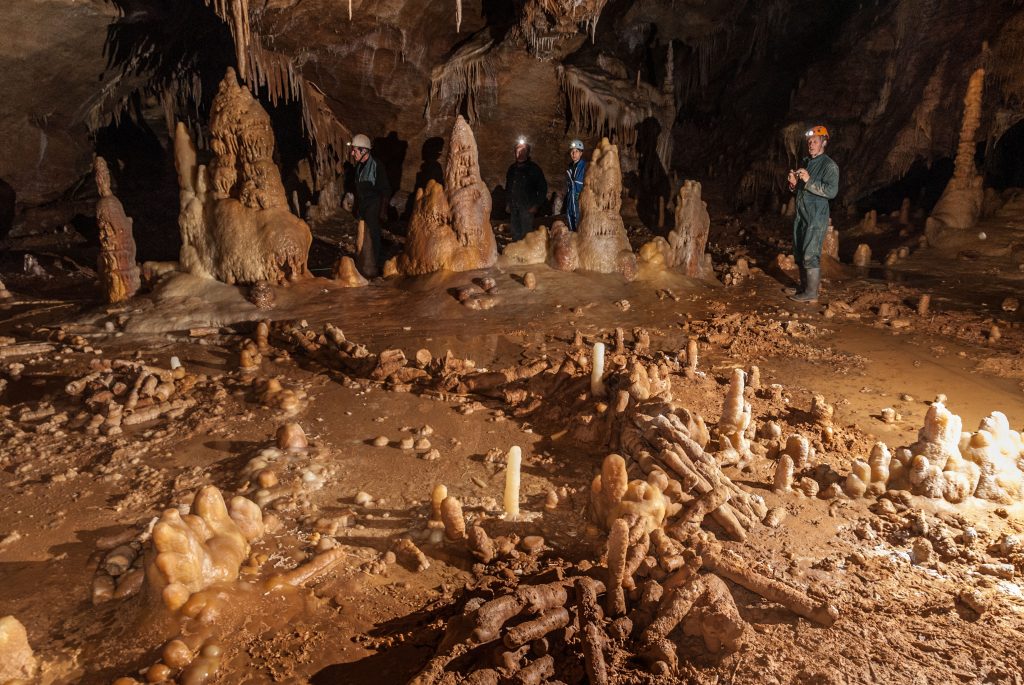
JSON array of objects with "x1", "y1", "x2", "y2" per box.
[
  {"x1": 94, "y1": 156, "x2": 140, "y2": 303},
  {"x1": 926, "y1": 67, "x2": 985, "y2": 234}
]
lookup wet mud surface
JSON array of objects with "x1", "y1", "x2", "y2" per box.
[{"x1": 2, "y1": 254, "x2": 1024, "y2": 684}]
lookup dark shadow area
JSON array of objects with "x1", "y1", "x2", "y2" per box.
[
  {"x1": 413, "y1": 137, "x2": 445, "y2": 194},
  {"x1": 481, "y1": 0, "x2": 522, "y2": 42},
  {"x1": 635, "y1": 116, "x2": 672, "y2": 231},
  {"x1": 986, "y1": 118, "x2": 1024, "y2": 190},
  {"x1": 856, "y1": 157, "x2": 954, "y2": 216},
  {"x1": 374, "y1": 131, "x2": 409, "y2": 214},
  {"x1": 94, "y1": 114, "x2": 180, "y2": 261},
  {"x1": 0, "y1": 177, "x2": 15, "y2": 241}
]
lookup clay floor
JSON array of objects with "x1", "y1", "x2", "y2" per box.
[{"x1": 2, "y1": 214, "x2": 1024, "y2": 684}]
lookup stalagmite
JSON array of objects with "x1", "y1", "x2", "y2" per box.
[
  {"x1": 174, "y1": 69, "x2": 312, "y2": 284},
  {"x1": 686, "y1": 338, "x2": 699, "y2": 375},
  {"x1": 717, "y1": 369, "x2": 753, "y2": 464},
  {"x1": 431, "y1": 484, "x2": 448, "y2": 522},
  {"x1": 773, "y1": 454, "x2": 794, "y2": 493},
  {"x1": 576, "y1": 139, "x2": 637, "y2": 278},
  {"x1": 504, "y1": 446, "x2": 522, "y2": 519},
  {"x1": 927, "y1": 68, "x2": 985, "y2": 234},
  {"x1": 605, "y1": 518, "x2": 629, "y2": 616},
  {"x1": 853, "y1": 243, "x2": 871, "y2": 267},
  {"x1": 441, "y1": 496, "x2": 466, "y2": 541},
  {"x1": 591, "y1": 342, "x2": 607, "y2": 397},
  {"x1": 668, "y1": 180, "x2": 711, "y2": 277},
  {"x1": 392, "y1": 117, "x2": 495, "y2": 275},
  {"x1": 93, "y1": 156, "x2": 140, "y2": 303}
]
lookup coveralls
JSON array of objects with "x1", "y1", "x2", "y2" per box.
[
  {"x1": 792, "y1": 153, "x2": 839, "y2": 268},
  {"x1": 565, "y1": 158, "x2": 586, "y2": 231},
  {"x1": 505, "y1": 159, "x2": 547, "y2": 241},
  {"x1": 354, "y1": 154, "x2": 391, "y2": 269}
]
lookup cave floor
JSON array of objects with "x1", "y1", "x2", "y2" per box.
[{"x1": 1, "y1": 259, "x2": 1024, "y2": 684}]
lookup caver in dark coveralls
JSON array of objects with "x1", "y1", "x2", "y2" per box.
[{"x1": 792, "y1": 153, "x2": 839, "y2": 269}]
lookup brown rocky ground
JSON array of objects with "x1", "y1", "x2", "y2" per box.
[{"x1": 1, "y1": 238, "x2": 1024, "y2": 684}]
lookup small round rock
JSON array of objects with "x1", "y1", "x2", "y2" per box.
[
  {"x1": 372, "y1": 435, "x2": 390, "y2": 447},
  {"x1": 520, "y1": 536, "x2": 545, "y2": 553}
]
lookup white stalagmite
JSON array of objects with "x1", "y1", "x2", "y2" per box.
[
  {"x1": 504, "y1": 446, "x2": 523, "y2": 519},
  {"x1": 591, "y1": 342, "x2": 607, "y2": 397}
]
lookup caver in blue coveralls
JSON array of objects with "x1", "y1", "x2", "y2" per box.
[{"x1": 565, "y1": 158, "x2": 586, "y2": 231}]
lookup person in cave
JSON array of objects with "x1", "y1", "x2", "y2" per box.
[
  {"x1": 786, "y1": 125, "x2": 839, "y2": 303},
  {"x1": 564, "y1": 139, "x2": 586, "y2": 231},
  {"x1": 505, "y1": 138, "x2": 547, "y2": 241},
  {"x1": 349, "y1": 133, "x2": 391, "y2": 276}
]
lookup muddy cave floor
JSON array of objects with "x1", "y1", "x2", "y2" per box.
[{"x1": 2, "y1": 246, "x2": 1024, "y2": 683}]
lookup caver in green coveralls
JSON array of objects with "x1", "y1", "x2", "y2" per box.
[{"x1": 791, "y1": 152, "x2": 839, "y2": 299}]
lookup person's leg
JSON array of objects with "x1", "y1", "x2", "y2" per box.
[
  {"x1": 510, "y1": 204, "x2": 529, "y2": 241},
  {"x1": 567, "y1": 203, "x2": 578, "y2": 232},
  {"x1": 791, "y1": 212, "x2": 828, "y2": 302}
]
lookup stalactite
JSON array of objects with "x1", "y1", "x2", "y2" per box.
[
  {"x1": 426, "y1": 32, "x2": 495, "y2": 123},
  {"x1": 558, "y1": 65, "x2": 675, "y2": 172},
  {"x1": 456, "y1": 0, "x2": 462, "y2": 32}
]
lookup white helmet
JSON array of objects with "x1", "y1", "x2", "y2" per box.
[
  {"x1": 350, "y1": 133, "x2": 372, "y2": 150},
  {"x1": 569, "y1": 139, "x2": 584, "y2": 151}
]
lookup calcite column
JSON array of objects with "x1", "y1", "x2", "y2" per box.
[{"x1": 94, "y1": 156, "x2": 140, "y2": 303}]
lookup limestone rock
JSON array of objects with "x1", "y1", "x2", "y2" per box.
[{"x1": 0, "y1": 615, "x2": 37, "y2": 682}]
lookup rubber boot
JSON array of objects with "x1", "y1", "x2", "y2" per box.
[
  {"x1": 784, "y1": 267, "x2": 806, "y2": 296},
  {"x1": 790, "y1": 267, "x2": 820, "y2": 302}
]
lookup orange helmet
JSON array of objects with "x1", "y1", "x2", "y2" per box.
[{"x1": 805, "y1": 125, "x2": 830, "y2": 140}]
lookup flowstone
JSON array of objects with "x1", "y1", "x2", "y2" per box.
[
  {"x1": 94, "y1": 156, "x2": 140, "y2": 303},
  {"x1": 174, "y1": 68, "x2": 312, "y2": 285},
  {"x1": 146, "y1": 485, "x2": 264, "y2": 611},
  {"x1": 390, "y1": 116, "x2": 496, "y2": 275}
]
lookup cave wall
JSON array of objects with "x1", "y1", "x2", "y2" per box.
[
  {"x1": 5, "y1": 0, "x2": 1024, "y2": 226},
  {"x1": 0, "y1": 0, "x2": 117, "y2": 205}
]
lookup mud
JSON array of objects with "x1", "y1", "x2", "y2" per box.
[{"x1": 1, "y1": 252, "x2": 1024, "y2": 684}]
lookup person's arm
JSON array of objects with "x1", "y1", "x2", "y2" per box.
[{"x1": 803, "y1": 160, "x2": 839, "y2": 200}]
